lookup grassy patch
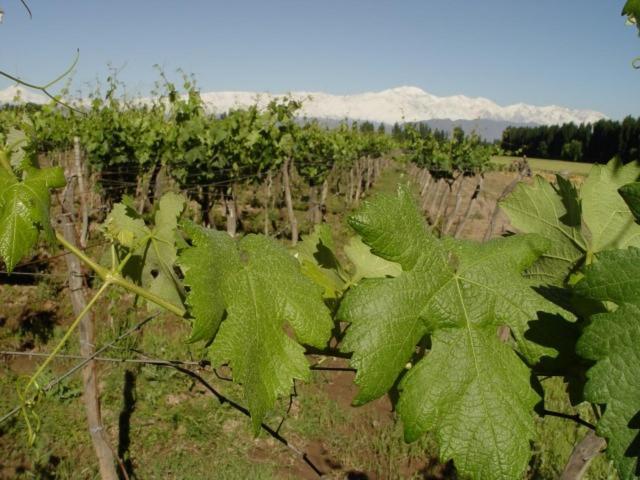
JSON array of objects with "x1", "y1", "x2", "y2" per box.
[{"x1": 491, "y1": 155, "x2": 595, "y2": 176}]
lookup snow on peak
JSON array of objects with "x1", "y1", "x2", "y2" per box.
[
  {"x1": 199, "y1": 86, "x2": 606, "y2": 126},
  {"x1": 0, "y1": 85, "x2": 47, "y2": 104},
  {"x1": 382, "y1": 86, "x2": 428, "y2": 96}
]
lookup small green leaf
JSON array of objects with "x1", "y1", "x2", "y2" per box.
[
  {"x1": 619, "y1": 182, "x2": 640, "y2": 223},
  {"x1": 581, "y1": 159, "x2": 640, "y2": 252},
  {"x1": 344, "y1": 236, "x2": 402, "y2": 284},
  {"x1": 623, "y1": 0, "x2": 640, "y2": 33},
  {"x1": 294, "y1": 224, "x2": 345, "y2": 299},
  {"x1": 104, "y1": 193, "x2": 185, "y2": 312}
]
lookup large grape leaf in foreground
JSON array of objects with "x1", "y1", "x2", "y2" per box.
[
  {"x1": 0, "y1": 162, "x2": 65, "y2": 271},
  {"x1": 179, "y1": 225, "x2": 333, "y2": 432},
  {"x1": 338, "y1": 186, "x2": 569, "y2": 479},
  {"x1": 575, "y1": 248, "x2": 640, "y2": 479}
]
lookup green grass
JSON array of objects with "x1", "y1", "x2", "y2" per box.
[{"x1": 491, "y1": 155, "x2": 595, "y2": 176}]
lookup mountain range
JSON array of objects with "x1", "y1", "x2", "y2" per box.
[{"x1": 0, "y1": 84, "x2": 607, "y2": 140}]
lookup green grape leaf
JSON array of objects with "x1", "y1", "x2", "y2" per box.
[
  {"x1": 501, "y1": 159, "x2": 640, "y2": 284},
  {"x1": 581, "y1": 159, "x2": 640, "y2": 252},
  {"x1": 500, "y1": 175, "x2": 585, "y2": 285},
  {"x1": 104, "y1": 193, "x2": 185, "y2": 312},
  {"x1": 6, "y1": 128, "x2": 27, "y2": 168},
  {"x1": 623, "y1": 0, "x2": 640, "y2": 33},
  {"x1": 344, "y1": 236, "x2": 402, "y2": 284},
  {"x1": 338, "y1": 186, "x2": 568, "y2": 479},
  {"x1": 104, "y1": 203, "x2": 148, "y2": 249},
  {"x1": 575, "y1": 248, "x2": 640, "y2": 479},
  {"x1": 142, "y1": 193, "x2": 185, "y2": 311},
  {"x1": 398, "y1": 327, "x2": 537, "y2": 480},
  {"x1": 180, "y1": 222, "x2": 239, "y2": 343},
  {"x1": 294, "y1": 224, "x2": 345, "y2": 299},
  {"x1": 619, "y1": 182, "x2": 640, "y2": 223},
  {"x1": 179, "y1": 225, "x2": 333, "y2": 432},
  {"x1": 0, "y1": 163, "x2": 65, "y2": 271}
]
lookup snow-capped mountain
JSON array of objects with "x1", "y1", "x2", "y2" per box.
[
  {"x1": 0, "y1": 84, "x2": 606, "y2": 126},
  {"x1": 0, "y1": 85, "x2": 51, "y2": 104},
  {"x1": 200, "y1": 86, "x2": 606, "y2": 126}
]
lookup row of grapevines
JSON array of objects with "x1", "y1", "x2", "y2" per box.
[
  {"x1": 400, "y1": 122, "x2": 496, "y2": 174},
  {"x1": 3, "y1": 75, "x2": 394, "y2": 223}
]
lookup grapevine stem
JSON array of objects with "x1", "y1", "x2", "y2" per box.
[
  {"x1": 109, "y1": 274, "x2": 185, "y2": 317},
  {"x1": 55, "y1": 231, "x2": 109, "y2": 279},
  {"x1": 23, "y1": 281, "x2": 111, "y2": 395},
  {"x1": 54, "y1": 231, "x2": 186, "y2": 317},
  {"x1": 19, "y1": 280, "x2": 111, "y2": 443}
]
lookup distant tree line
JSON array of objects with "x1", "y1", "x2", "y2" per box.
[
  {"x1": 390, "y1": 121, "x2": 449, "y2": 143},
  {"x1": 501, "y1": 117, "x2": 640, "y2": 163}
]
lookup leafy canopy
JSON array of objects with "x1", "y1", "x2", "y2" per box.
[
  {"x1": 179, "y1": 224, "x2": 333, "y2": 432},
  {"x1": 575, "y1": 247, "x2": 640, "y2": 479},
  {"x1": 337, "y1": 186, "x2": 570, "y2": 479},
  {"x1": 0, "y1": 149, "x2": 65, "y2": 272},
  {"x1": 501, "y1": 158, "x2": 640, "y2": 285}
]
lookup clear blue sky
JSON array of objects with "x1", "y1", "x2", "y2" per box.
[{"x1": 0, "y1": 0, "x2": 638, "y2": 119}]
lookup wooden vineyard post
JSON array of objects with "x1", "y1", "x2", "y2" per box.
[
  {"x1": 309, "y1": 184, "x2": 322, "y2": 225},
  {"x1": 320, "y1": 178, "x2": 329, "y2": 222},
  {"x1": 433, "y1": 177, "x2": 453, "y2": 227},
  {"x1": 224, "y1": 187, "x2": 238, "y2": 237},
  {"x1": 454, "y1": 174, "x2": 484, "y2": 239},
  {"x1": 60, "y1": 166, "x2": 119, "y2": 480},
  {"x1": 427, "y1": 178, "x2": 444, "y2": 217},
  {"x1": 73, "y1": 137, "x2": 89, "y2": 249},
  {"x1": 560, "y1": 431, "x2": 606, "y2": 480},
  {"x1": 348, "y1": 167, "x2": 355, "y2": 206},
  {"x1": 264, "y1": 170, "x2": 272, "y2": 235},
  {"x1": 282, "y1": 157, "x2": 298, "y2": 245},
  {"x1": 354, "y1": 159, "x2": 363, "y2": 206},
  {"x1": 483, "y1": 171, "x2": 523, "y2": 241},
  {"x1": 443, "y1": 174, "x2": 466, "y2": 235}
]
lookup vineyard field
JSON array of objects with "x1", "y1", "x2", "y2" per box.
[{"x1": 1, "y1": 3, "x2": 640, "y2": 477}]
